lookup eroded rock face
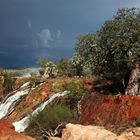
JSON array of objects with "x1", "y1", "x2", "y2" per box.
[
  {"x1": 0, "y1": 120, "x2": 35, "y2": 140},
  {"x1": 54, "y1": 125, "x2": 140, "y2": 140},
  {"x1": 80, "y1": 94, "x2": 140, "y2": 127},
  {"x1": 117, "y1": 127, "x2": 140, "y2": 140},
  {"x1": 61, "y1": 123, "x2": 117, "y2": 140}
]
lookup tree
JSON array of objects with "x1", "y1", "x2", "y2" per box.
[
  {"x1": 37, "y1": 58, "x2": 48, "y2": 69},
  {"x1": 75, "y1": 34, "x2": 96, "y2": 60},
  {"x1": 74, "y1": 8, "x2": 140, "y2": 94},
  {"x1": 37, "y1": 58, "x2": 47, "y2": 76},
  {"x1": 126, "y1": 57, "x2": 140, "y2": 95},
  {"x1": 37, "y1": 59, "x2": 57, "y2": 78},
  {"x1": 75, "y1": 34, "x2": 97, "y2": 74},
  {"x1": 71, "y1": 53, "x2": 84, "y2": 76},
  {"x1": 57, "y1": 58, "x2": 75, "y2": 77},
  {"x1": 95, "y1": 8, "x2": 140, "y2": 93}
]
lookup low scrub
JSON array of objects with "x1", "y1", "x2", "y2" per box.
[
  {"x1": 26, "y1": 104, "x2": 76, "y2": 139},
  {"x1": 3, "y1": 71, "x2": 16, "y2": 96}
]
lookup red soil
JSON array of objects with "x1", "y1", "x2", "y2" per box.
[
  {"x1": 0, "y1": 120, "x2": 34, "y2": 140},
  {"x1": 80, "y1": 94, "x2": 140, "y2": 127}
]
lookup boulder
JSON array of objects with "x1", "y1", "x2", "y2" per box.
[
  {"x1": 61, "y1": 123, "x2": 117, "y2": 140},
  {"x1": 0, "y1": 120, "x2": 35, "y2": 140}
]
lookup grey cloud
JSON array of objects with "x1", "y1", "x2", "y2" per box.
[
  {"x1": 56, "y1": 30, "x2": 62, "y2": 40},
  {"x1": 37, "y1": 29, "x2": 53, "y2": 48},
  {"x1": 130, "y1": 1, "x2": 140, "y2": 8},
  {"x1": 0, "y1": 51, "x2": 12, "y2": 55},
  {"x1": 28, "y1": 19, "x2": 32, "y2": 30},
  {"x1": 0, "y1": 0, "x2": 140, "y2": 67}
]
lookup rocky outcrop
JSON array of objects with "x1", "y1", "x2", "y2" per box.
[
  {"x1": 117, "y1": 127, "x2": 140, "y2": 140},
  {"x1": 6, "y1": 82, "x2": 53, "y2": 122},
  {"x1": 61, "y1": 123, "x2": 117, "y2": 140},
  {"x1": 0, "y1": 120, "x2": 35, "y2": 140},
  {"x1": 1, "y1": 77, "x2": 140, "y2": 139},
  {"x1": 80, "y1": 94, "x2": 140, "y2": 127},
  {"x1": 60, "y1": 124, "x2": 140, "y2": 140}
]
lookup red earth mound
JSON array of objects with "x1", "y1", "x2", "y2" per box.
[
  {"x1": 80, "y1": 94, "x2": 140, "y2": 128},
  {"x1": 0, "y1": 120, "x2": 34, "y2": 140}
]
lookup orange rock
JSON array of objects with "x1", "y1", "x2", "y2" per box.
[
  {"x1": 40, "y1": 91, "x2": 47, "y2": 97},
  {"x1": 0, "y1": 120, "x2": 35, "y2": 140},
  {"x1": 80, "y1": 94, "x2": 140, "y2": 127}
]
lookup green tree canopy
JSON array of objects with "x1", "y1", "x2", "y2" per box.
[
  {"x1": 74, "y1": 8, "x2": 140, "y2": 90},
  {"x1": 57, "y1": 58, "x2": 75, "y2": 77},
  {"x1": 37, "y1": 58, "x2": 57, "y2": 77}
]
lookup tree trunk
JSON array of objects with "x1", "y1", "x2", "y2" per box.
[{"x1": 125, "y1": 57, "x2": 140, "y2": 95}]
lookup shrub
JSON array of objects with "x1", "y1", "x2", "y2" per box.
[
  {"x1": 25, "y1": 76, "x2": 40, "y2": 86},
  {"x1": 4, "y1": 71, "x2": 16, "y2": 93},
  {"x1": 26, "y1": 105, "x2": 74, "y2": 139},
  {"x1": 52, "y1": 80, "x2": 65, "y2": 93},
  {"x1": 132, "y1": 117, "x2": 140, "y2": 127},
  {"x1": 64, "y1": 80, "x2": 90, "y2": 109},
  {"x1": 57, "y1": 58, "x2": 76, "y2": 77},
  {"x1": 39, "y1": 69, "x2": 45, "y2": 76},
  {"x1": 34, "y1": 105, "x2": 73, "y2": 128}
]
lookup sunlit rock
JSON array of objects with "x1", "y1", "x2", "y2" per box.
[{"x1": 62, "y1": 123, "x2": 117, "y2": 140}]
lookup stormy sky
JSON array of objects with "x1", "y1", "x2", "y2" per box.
[{"x1": 0, "y1": 0, "x2": 140, "y2": 67}]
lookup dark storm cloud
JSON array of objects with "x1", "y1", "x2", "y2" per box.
[{"x1": 0, "y1": 0, "x2": 139, "y2": 67}]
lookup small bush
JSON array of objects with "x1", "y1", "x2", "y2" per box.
[
  {"x1": 50, "y1": 79, "x2": 91, "y2": 110},
  {"x1": 39, "y1": 69, "x2": 45, "y2": 76},
  {"x1": 64, "y1": 80, "x2": 90, "y2": 109},
  {"x1": 132, "y1": 117, "x2": 140, "y2": 127},
  {"x1": 35, "y1": 105, "x2": 73, "y2": 128},
  {"x1": 4, "y1": 71, "x2": 16, "y2": 93},
  {"x1": 52, "y1": 80, "x2": 65, "y2": 93},
  {"x1": 25, "y1": 76, "x2": 40, "y2": 86},
  {"x1": 26, "y1": 105, "x2": 74, "y2": 139}
]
